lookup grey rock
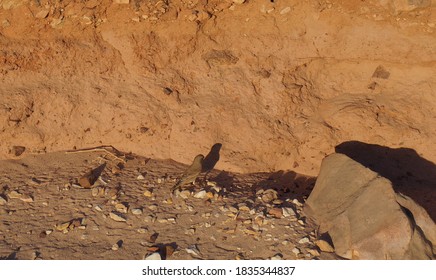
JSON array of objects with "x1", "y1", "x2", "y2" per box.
[{"x1": 305, "y1": 153, "x2": 436, "y2": 259}]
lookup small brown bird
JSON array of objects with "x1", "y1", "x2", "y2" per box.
[{"x1": 172, "y1": 154, "x2": 204, "y2": 192}]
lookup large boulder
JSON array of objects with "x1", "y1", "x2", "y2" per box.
[{"x1": 304, "y1": 153, "x2": 435, "y2": 259}]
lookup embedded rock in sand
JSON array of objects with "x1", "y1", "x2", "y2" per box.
[{"x1": 304, "y1": 153, "x2": 436, "y2": 260}]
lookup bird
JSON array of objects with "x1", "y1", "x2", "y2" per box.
[{"x1": 172, "y1": 154, "x2": 204, "y2": 193}]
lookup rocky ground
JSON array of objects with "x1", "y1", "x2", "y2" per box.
[{"x1": 0, "y1": 148, "x2": 336, "y2": 260}]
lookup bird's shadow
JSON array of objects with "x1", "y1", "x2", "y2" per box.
[
  {"x1": 335, "y1": 141, "x2": 436, "y2": 222},
  {"x1": 202, "y1": 143, "x2": 222, "y2": 173}
]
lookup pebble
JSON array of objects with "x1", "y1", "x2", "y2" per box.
[
  {"x1": 186, "y1": 244, "x2": 201, "y2": 257},
  {"x1": 148, "y1": 204, "x2": 158, "y2": 211},
  {"x1": 8, "y1": 190, "x2": 22, "y2": 199},
  {"x1": 145, "y1": 252, "x2": 161, "y2": 260},
  {"x1": 112, "y1": 243, "x2": 119, "y2": 251},
  {"x1": 194, "y1": 190, "x2": 207, "y2": 199},
  {"x1": 131, "y1": 208, "x2": 143, "y2": 215},
  {"x1": 55, "y1": 222, "x2": 71, "y2": 231},
  {"x1": 94, "y1": 205, "x2": 103, "y2": 212},
  {"x1": 2, "y1": 19, "x2": 10, "y2": 27},
  {"x1": 19, "y1": 194, "x2": 34, "y2": 203},
  {"x1": 115, "y1": 203, "x2": 128, "y2": 213},
  {"x1": 292, "y1": 199, "x2": 303, "y2": 207},
  {"x1": 143, "y1": 190, "x2": 153, "y2": 197},
  {"x1": 297, "y1": 219, "x2": 305, "y2": 225},
  {"x1": 144, "y1": 215, "x2": 156, "y2": 223},
  {"x1": 315, "y1": 239, "x2": 335, "y2": 253},
  {"x1": 35, "y1": 9, "x2": 49, "y2": 19},
  {"x1": 238, "y1": 205, "x2": 250, "y2": 212},
  {"x1": 91, "y1": 188, "x2": 99, "y2": 197},
  {"x1": 298, "y1": 237, "x2": 310, "y2": 244},
  {"x1": 185, "y1": 228, "x2": 195, "y2": 235},
  {"x1": 0, "y1": 195, "x2": 7, "y2": 205},
  {"x1": 179, "y1": 190, "x2": 191, "y2": 199},
  {"x1": 137, "y1": 174, "x2": 145, "y2": 180},
  {"x1": 307, "y1": 249, "x2": 320, "y2": 257},
  {"x1": 270, "y1": 253, "x2": 283, "y2": 260},
  {"x1": 137, "y1": 228, "x2": 147, "y2": 234},
  {"x1": 114, "y1": 0, "x2": 130, "y2": 4},
  {"x1": 282, "y1": 207, "x2": 296, "y2": 217},
  {"x1": 292, "y1": 248, "x2": 301, "y2": 255},
  {"x1": 109, "y1": 212, "x2": 127, "y2": 222},
  {"x1": 280, "y1": 7, "x2": 291, "y2": 15},
  {"x1": 206, "y1": 181, "x2": 217, "y2": 187},
  {"x1": 261, "y1": 189, "x2": 278, "y2": 203},
  {"x1": 233, "y1": 0, "x2": 246, "y2": 4},
  {"x1": 268, "y1": 208, "x2": 283, "y2": 218}
]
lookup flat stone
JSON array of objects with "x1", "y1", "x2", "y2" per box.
[
  {"x1": 268, "y1": 207, "x2": 283, "y2": 218},
  {"x1": 280, "y1": 7, "x2": 291, "y2": 15},
  {"x1": 144, "y1": 215, "x2": 156, "y2": 223},
  {"x1": 194, "y1": 190, "x2": 207, "y2": 199},
  {"x1": 137, "y1": 174, "x2": 145, "y2": 180},
  {"x1": 115, "y1": 203, "x2": 128, "y2": 213},
  {"x1": 315, "y1": 239, "x2": 335, "y2": 253},
  {"x1": 282, "y1": 207, "x2": 296, "y2": 217},
  {"x1": 307, "y1": 248, "x2": 320, "y2": 257},
  {"x1": 91, "y1": 188, "x2": 99, "y2": 197},
  {"x1": 148, "y1": 204, "x2": 158, "y2": 211},
  {"x1": 137, "y1": 228, "x2": 147, "y2": 234},
  {"x1": 179, "y1": 190, "x2": 191, "y2": 199},
  {"x1": 55, "y1": 222, "x2": 71, "y2": 231},
  {"x1": 143, "y1": 190, "x2": 153, "y2": 197},
  {"x1": 0, "y1": 195, "x2": 7, "y2": 205},
  {"x1": 78, "y1": 176, "x2": 93, "y2": 188},
  {"x1": 35, "y1": 9, "x2": 49, "y2": 19},
  {"x1": 145, "y1": 252, "x2": 161, "y2": 260},
  {"x1": 261, "y1": 189, "x2": 278, "y2": 203},
  {"x1": 131, "y1": 208, "x2": 143, "y2": 215},
  {"x1": 109, "y1": 212, "x2": 127, "y2": 222},
  {"x1": 20, "y1": 195, "x2": 34, "y2": 203},
  {"x1": 270, "y1": 253, "x2": 283, "y2": 260},
  {"x1": 292, "y1": 248, "x2": 301, "y2": 255},
  {"x1": 186, "y1": 245, "x2": 200, "y2": 257},
  {"x1": 8, "y1": 190, "x2": 22, "y2": 199},
  {"x1": 298, "y1": 237, "x2": 310, "y2": 244}
]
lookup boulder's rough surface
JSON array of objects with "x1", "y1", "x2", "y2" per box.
[{"x1": 305, "y1": 153, "x2": 436, "y2": 260}]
